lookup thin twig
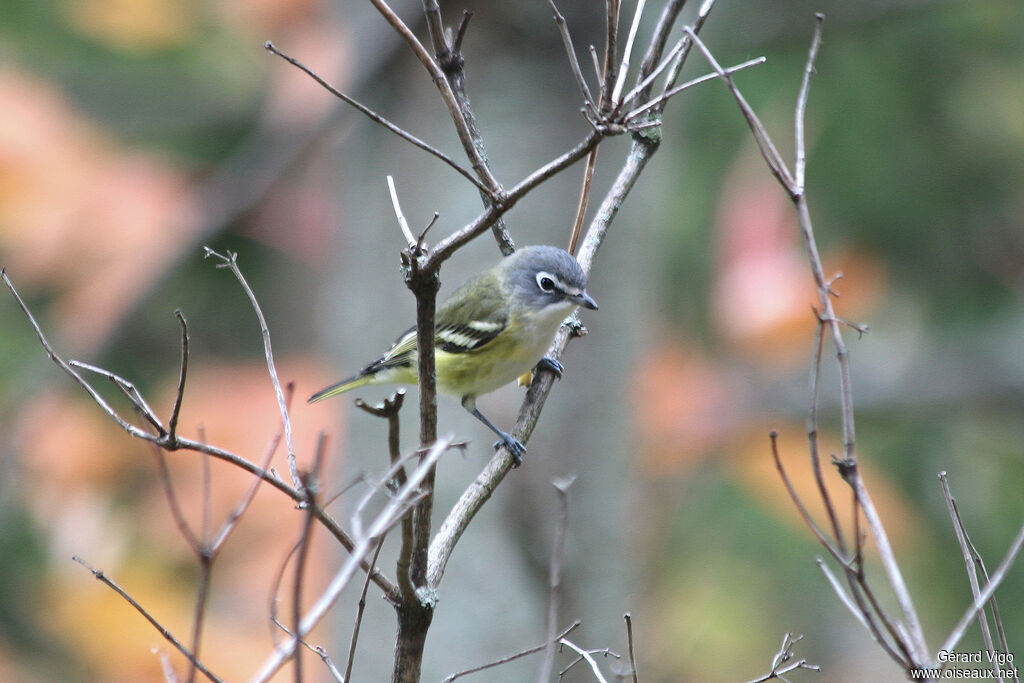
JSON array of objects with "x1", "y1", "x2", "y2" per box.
[
  {"x1": 939, "y1": 505, "x2": 1024, "y2": 659},
  {"x1": 264, "y1": 41, "x2": 487, "y2": 193},
  {"x1": 620, "y1": 34, "x2": 685, "y2": 109},
  {"x1": 3, "y1": 268, "x2": 165, "y2": 442},
  {"x1": 600, "y1": 0, "x2": 620, "y2": 112},
  {"x1": 364, "y1": 0, "x2": 501, "y2": 192},
  {"x1": 72, "y1": 556, "x2": 225, "y2": 683},
  {"x1": 546, "y1": 0, "x2": 597, "y2": 114},
  {"x1": 794, "y1": 13, "x2": 826, "y2": 193},
  {"x1": 388, "y1": 176, "x2": 417, "y2": 248},
  {"x1": 4, "y1": 266, "x2": 403, "y2": 604},
  {"x1": 209, "y1": 385, "x2": 293, "y2": 553},
  {"x1": 624, "y1": 56, "x2": 766, "y2": 121},
  {"x1": 67, "y1": 360, "x2": 166, "y2": 435},
  {"x1": 249, "y1": 436, "x2": 454, "y2": 683},
  {"x1": 939, "y1": 472, "x2": 1000, "y2": 679},
  {"x1": 817, "y1": 559, "x2": 872, "y2": 633},
  {"x1": 355, "y1": 390, "x2": 416, "y2": 600},
  {"x1": 292, "y1": 436, "x2": 325, "y2": 683},
  {"x1": 623, "y1": 613, "x2": 638, "y2": 683},
  {"x1": 558, "y1": 639, "x2": 611, "y2": 683},
  {"x1": 632, "y1": 0, "x2": 714, "y2": 117},
  {"x1": 741, "y1": 633, "x2": 819, "y2": 683},
  {"x1": 424, "y1": 130, "x2": 604, "y2": 271},
  {"x1": 343, "y1": 537, "x2": 387, "y2": 683},
  {"x1": 769, "y1": 433, "x2": 844, "y2": 560},
  {"x1": 168, "y1": 310, "x2": 189, "y2": 445},
  {"x1": 683, "y1": 27, "x2": 796, "y2": 193},
  {"x1": 187, "y1": 554, "x2": 213, "y2": 683},
  {"x1": 568, "y1": 147, "x2": 598, "y2": 255},
  {"x1": 203, "y1": 247, "x2": 299, "y2": 490},
  {"x1": 151, "y1": 444, "x2": 201, "y2": 551},
  {"x1": 807, "y1": 315, "x2": 847, "y2": 553},
  {"x1": 441, "y1": 622, "x2": 581, "y2": 682},
  {"x1": 610, "y1": 0, "x2": 647, "y2": 109}
]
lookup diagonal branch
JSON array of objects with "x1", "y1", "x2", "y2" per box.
[
  {"x1": 265, "y1": 41, "x2": 487, "y2": 193},
  {"x1": 73, "y1": 556, "x2": 225, "y2": 683},
  {"x1": 366, "y1": 0, "x2": 501, "y2": 194}
]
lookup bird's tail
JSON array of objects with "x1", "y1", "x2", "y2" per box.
[{"x1": 308, "y1": 373, "x2": 375, "y2": 403}]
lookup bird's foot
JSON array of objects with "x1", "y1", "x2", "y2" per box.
[
  {"x1": 536, "y1": 356, "x2": 564, "y2": 379},
  {"x1": 493, "y1": 433, "x2": 526, "y2": 467}
]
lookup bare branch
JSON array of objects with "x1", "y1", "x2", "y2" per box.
[
  {"x1": 249, "y1": 436, "x2": 454, "y2": 683},
  {"x1": 388, "y1": 176, "x2": 417, "y2": 249},
  {"x1": 292, "y1": 437, "x2": 325, "y2": 683},
  {"x1": 940, "y1": 502, "x2": 1024, "y2": 658},
  {"x1": 203, "y1": 247, "x2": 299, "y2": 490},
  {"x1": 344, "y1": 538, "x2": 388, "y2": 683},
  {"x1": 545, "y1": 0, "x2": 597, "y2": 114},
  {"x1": 264, "y1": 41, "x2": 487, "y2": 193},
  {"x1": 538, "y1": 477, "x2": 575, "y2": 683},
  {"x1": 624, "y1": 57, "x2": 766, "y2": 122},
  {"x1": 939, "y1": 472, "x2": 1001, "y2": 677},
  {"x1": 610, "y1": 0, "x2": 647, "y2": 108},
  {"x1": 72, "y1": 556, "x2": 225, "y2": 683},
  {"x1": 558, "y1": 639, "x2": 612, "y2": 683},
  {"x1": 168, "y1": 309, "x2": 189, "y2": 444},
  {"x1": 568, "y1": 147, "x2": 598, "y2": 255},
  {"x1": 794, "y1": 14, "x2": 825, "y2": 193},
  {"x1": 68, "y1": 360, "x2": 166, "y2": 436},
  {"x1": 623, "y1": 613, "x2": 638, "y2": 683},
  {"x1": 425, "y1": 130, "x2": 604, "y2": 270},
  {"x1": 769, "y1": 433, "x2": 845, "y2": 563},
  {"x1": 742, "y1": 633, "x2": 819, "y2": 683},
  {"x1": 441, "y1": 622, "x2": 581, "y2": 683},
  {"x1": 683, "y1": 27, "x2": 796, "y2": 194},
  {"x1": 3, "y1": 268, "x2": 165, "y2": 442},
  {"x1": 365, "y1": 0, "x2": 501, "y2": 193},
  {"x1": 600, "y1": 0, "x2": 620, "y2": 112}
]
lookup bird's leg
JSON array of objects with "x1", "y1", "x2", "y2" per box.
[{"x1": 461, "y1": 395, "x2": 526, "y2": 466}]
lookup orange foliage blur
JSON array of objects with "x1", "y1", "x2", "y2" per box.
[
  {"x1": 14, "y1": 358, "x2": 345, "y2": 681},
  {"x1": 711, "y1": 156, "x2": 885, "y2": 364}
]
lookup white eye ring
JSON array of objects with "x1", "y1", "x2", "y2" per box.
[{"x1": 536, "y1": 272, "x2": 557, "y2": 292}]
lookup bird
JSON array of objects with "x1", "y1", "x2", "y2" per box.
[{"x1": 308, "y1": 245, "x2": 598, "y2": 464}]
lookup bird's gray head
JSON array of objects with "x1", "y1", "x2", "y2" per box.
[{"x1": 502, "y1": 245, "x2": 598, "y2": 312}]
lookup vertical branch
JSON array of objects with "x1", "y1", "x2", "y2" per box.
[
  {"x1": 203, "y1": 248, "x2": 300, "y2": 489},
  {"x1": 623, "y1": 613, "x2": 638, "y2": 683},
  {"x1": 356, "y1": 391, "x2": 416, "y2": 600},
  {"x1": 600, "y1": 0, "x2": 621, "y2": 111},
  {"x1": 941, "y1": 516, "x2": 1024, "y2": 657},
  {"x1": 395, "y1": 218, "x2": 440, "y2": 683},
  {"x1": 168, "y1": 310, "x2": 189, "y2": 445},
  {"x1": 537, "y1": 478, "x2": 574, "y2": 683},
  {"x1": 418, "y1": 1, "x2": 515, "y2": 254},
  {"x1": 344, "y1": 538, "x2": 388, "y2": 683},
  {"x1": 292, "y1": 437, "x2": 325, "y2": 683},
  {"x1": 939, "y1": 472, "x2": 1000, "y2": 678}
]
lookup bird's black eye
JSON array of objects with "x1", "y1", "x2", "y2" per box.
[{"x1": 536, "y1": 272, "x2": 556, "y2": 292}]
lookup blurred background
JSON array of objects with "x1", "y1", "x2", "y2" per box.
[{"x1": 2, "y1": 0, "x2": 1024, "y2": 681}]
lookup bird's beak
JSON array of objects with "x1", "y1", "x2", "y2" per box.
[{"x1": 571, "y1": 291, "x2": 598, "y2": 310}]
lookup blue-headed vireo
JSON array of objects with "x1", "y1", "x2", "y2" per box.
[{"x1": 308, "y1": 245, "x2": 598, "y2": 464}]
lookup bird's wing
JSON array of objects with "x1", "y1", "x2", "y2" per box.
[
  {"x1": 433, "y1": 272, "x2": 509, "y2": 353},
  {"x1": 363, "y1": 270, "x2": 510, "y2": 376}
]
